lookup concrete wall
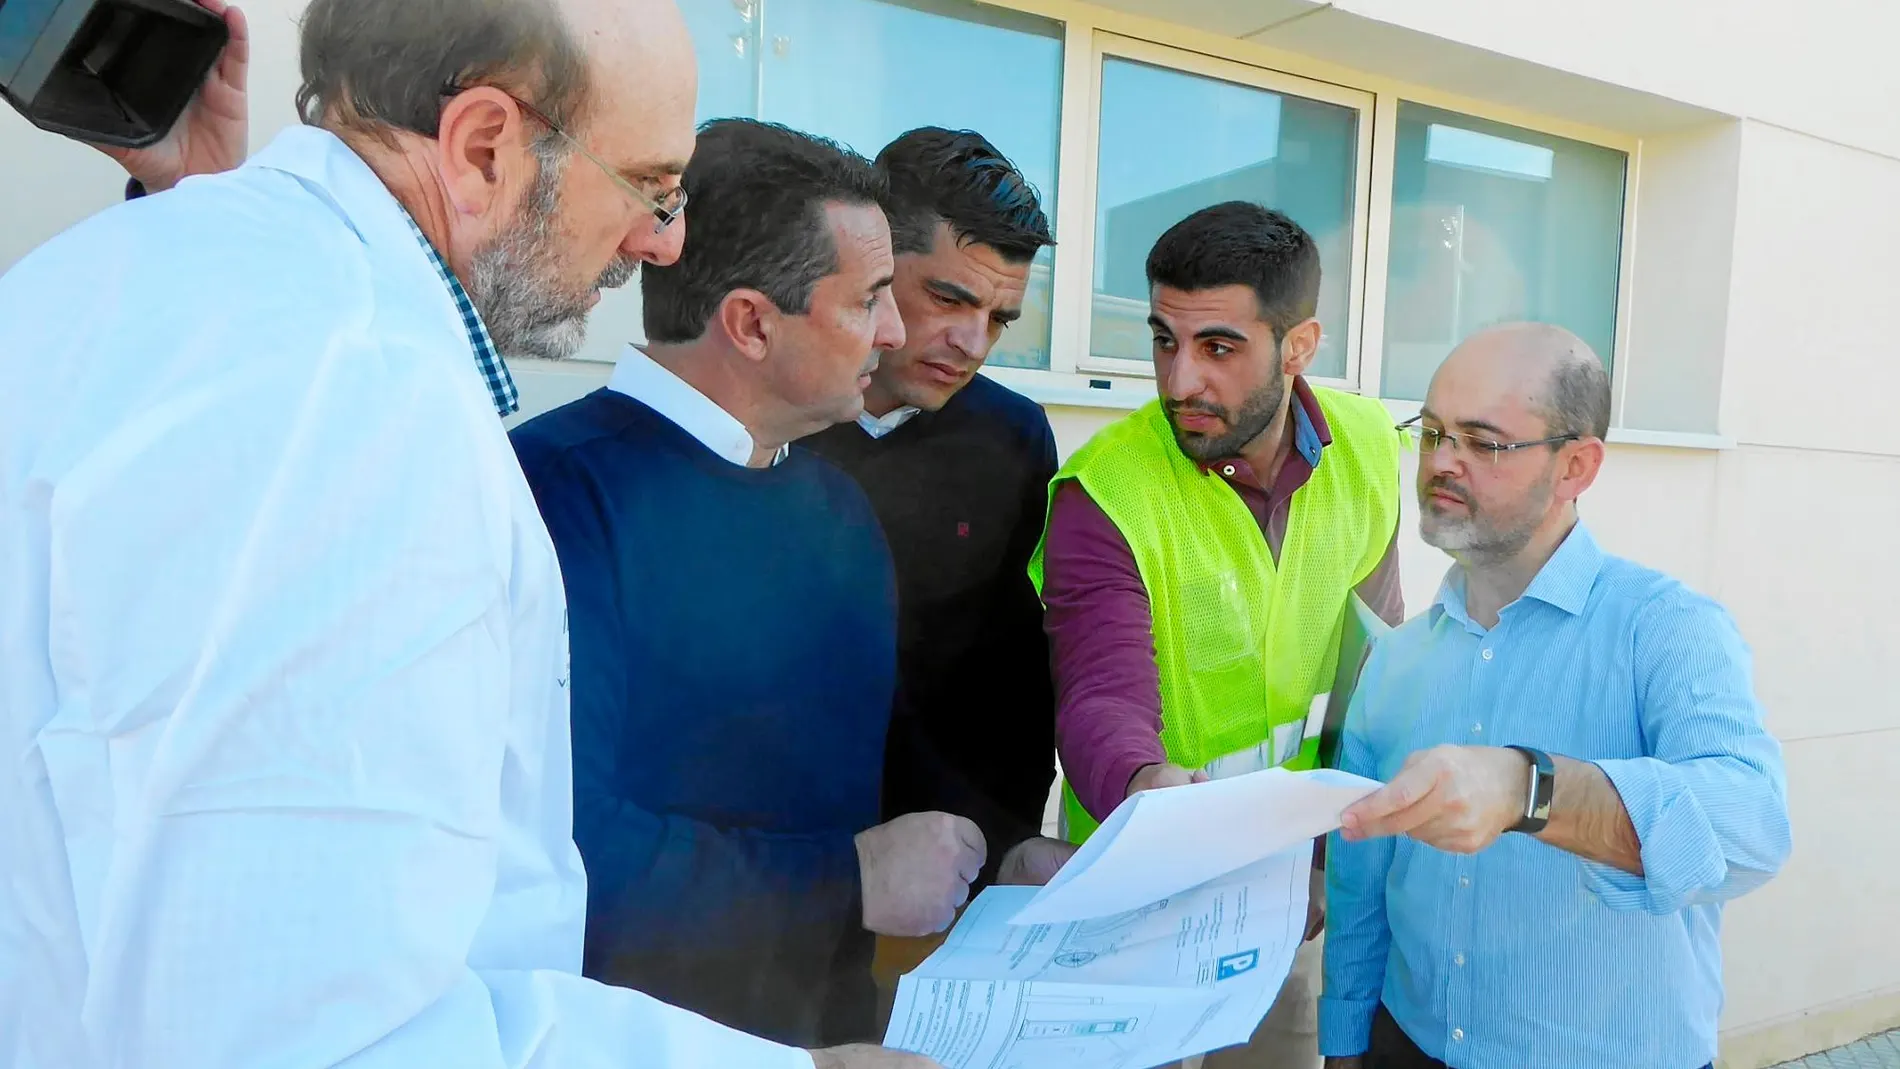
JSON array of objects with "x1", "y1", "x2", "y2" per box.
[{"x1": 4, "y1": 1, "x2": 1896, "y2": 1063}]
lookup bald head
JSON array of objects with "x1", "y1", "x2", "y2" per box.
[
  {"x1": 297, "y1": 0, "x2": 694, "y2": 148},
  {"x1": 1433, "y1": 323, "x2": 1610, "y2": 442}
]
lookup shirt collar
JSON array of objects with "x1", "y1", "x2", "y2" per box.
[
  {"x1": 608, "y1": 345, "x2": 788, "y2": 467},
  {"x1": 1519, "y1": 522, "x2": 1606, "y2": 615},
  {"x1": 1433, "y1": 521, "x2": 1606, "y2": 627},
  {"x1": 248, "y1": 126, "x2": 520, "y2": 419},
  {"x1": 401, "y1": 215, "x2": 518, "y2": 418},
  {"x1": 857, "y1": 405, "x2": 922, "y2": 439}
]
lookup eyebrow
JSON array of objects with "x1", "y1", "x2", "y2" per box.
[
  {"x1": 619, "y1": 158, "x2": 691, "y2": 184},
  {"x1": 930, "y1": 279, "x2": 1022, "y2": 324},
  {"x1": 929, "y1": 279, "x2": 982, "y2": 306},
  {"x1": 1145, "y1": 316, "x2": 1249, "y2": 343},
  {"x1": 869, "y1": 273, "x2": 896, "y2": 295},
  {"x1": 1422, "y1": 407, "x2": 1511, "y2": 437}
]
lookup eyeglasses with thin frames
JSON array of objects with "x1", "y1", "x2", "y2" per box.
[
  {"x1": 1396, "y1": 414, "x2": 1580, "y2": 466},
  {"x1": 441, "y1": 84, "x2": 687, "y2": 234}
]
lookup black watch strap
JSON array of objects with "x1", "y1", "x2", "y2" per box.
[{"x1": 1505, "y1": 745, "x2": 1555, "y2": 834}]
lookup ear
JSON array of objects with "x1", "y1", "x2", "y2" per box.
[
  {"x1": 1555, "y1": 437, "x2": 1607, "y2": 504},
  {"x1": 1280, "y1": 318, "x2": 1322, "y2": 376},
  {"x1": 436, "y1": 87, "x2": 534, "y2": 219},
  {"x1": 715, "y1": 290, "x2": 777, "y2": 364}
]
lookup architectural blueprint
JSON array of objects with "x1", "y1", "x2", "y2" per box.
[
  {"x1": 883, "y1": 851, "x2": 1309, "y2": 1069},
  {"x1": 883, "y1": 766, "x2": 1386, "y2": 1068}
]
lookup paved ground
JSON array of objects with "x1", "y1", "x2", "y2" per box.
[{"x1": 1773, "y1": 1029, "x2": 1900, "y2": 1068}]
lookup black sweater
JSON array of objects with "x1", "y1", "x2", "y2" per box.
[{"x1": 805, "y1": 375, "x2": 1059, "y2": 883}]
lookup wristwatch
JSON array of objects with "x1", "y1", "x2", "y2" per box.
[{"x1": 1504, "y1": 745, "x2": 1555, "y2": 834}]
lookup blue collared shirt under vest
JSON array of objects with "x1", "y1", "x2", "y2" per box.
[{"x1": 1320, "y1": 523, "x2": 1791, "y2": 1069}]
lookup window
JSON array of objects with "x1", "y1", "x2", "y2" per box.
[
  {"x1": 569, "y1": 2, "x2": 1638, "y2": 421},
  {"x1": 1380, "y1": 102, "x2": 1628, "y2": 400},
  {"x1": 578, "y1": 0, "x2": 1064, "y2": 367},
  {"x1": 1087, "y1": 49, "x2": 1366, "y2": 381}
]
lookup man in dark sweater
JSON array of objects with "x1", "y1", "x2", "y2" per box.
[
  {"x1": 804, "y1": 130, "x2": 1073, "y2": 896},
  {"x1": 511, "y1": 119, "x2": 983, "y2": 1054}
]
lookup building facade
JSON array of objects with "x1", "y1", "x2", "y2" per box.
[{"x1": 3, "y1": 1, "x2": 1895, "y2": 1064}]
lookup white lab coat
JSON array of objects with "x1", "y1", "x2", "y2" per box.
[{"x1": 0, "y1": 126, "x2": 809, "y2": 1069}]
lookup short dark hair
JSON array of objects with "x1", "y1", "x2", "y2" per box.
[
  {"x1": 1542, "y1": 342, "x2": 1613, "y2": 440},
  {"x1": 642, "y1": 119, "x2": 888, "y2": 344},
  {"x1": 296, "y1": 0, "x2": 590, "y2": 143},
  {"x1": 1145, "y1": 202, "x2": 1321, "y2": 341},
  {"x1": 875, "y1": 128, "x2": 1053, "y2": 265}
]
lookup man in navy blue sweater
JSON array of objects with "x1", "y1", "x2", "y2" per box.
[{"x1": 511, "y1": 119, "x2": 984, "y2": 1052}]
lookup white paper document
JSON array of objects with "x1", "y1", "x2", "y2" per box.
[
  {"x1": 884, "y1": 851, "x2": 1308, "y2": 1069},
  {"x1": 1015, "y1": 767, "x2": 1383, "y2": 925},
  {"x1": 883, "y1": 767, "x2": 1384, "y2": 1069}
]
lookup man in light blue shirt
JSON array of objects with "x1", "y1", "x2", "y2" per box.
[{"x1": 1318, "y1": 323, "x2": 1791, "y2": 1069}]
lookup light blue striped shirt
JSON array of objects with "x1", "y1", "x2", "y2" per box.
[{"x1": 1320, "y1": 523, "x2": 1791, "y2": 1069}]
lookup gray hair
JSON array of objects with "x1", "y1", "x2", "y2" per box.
[
  {"x1": 295, "y1": 0, "x2": 590, "y2": 145},
  {"x1": 1536, "y1": 331, "x2": 1612, "y2": 440}
]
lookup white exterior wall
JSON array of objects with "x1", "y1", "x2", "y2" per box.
[{"x1": 3, "y1": 1, "x2": 1895, "y2": 1064}]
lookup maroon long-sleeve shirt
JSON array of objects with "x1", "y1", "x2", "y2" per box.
[{"x1": 1042, "y1": 378, "x2": 1406, "y2": 820}]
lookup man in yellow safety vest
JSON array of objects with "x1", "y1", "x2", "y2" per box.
[{"x1": 1030, "y1": 201, "x2": 1407, "y2": 1069}]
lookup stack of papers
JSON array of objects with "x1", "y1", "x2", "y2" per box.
[{"x1": 883, "y1": 767, "x2": 1382, "y2": 1069}]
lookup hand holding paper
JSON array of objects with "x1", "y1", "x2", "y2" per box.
[
  {"x1": 883, "y1": 766, "x2": 1383, "y2": 1069},
  {"x1": 1013, "y1": 766, "x2": 1383, "y2": 925}
]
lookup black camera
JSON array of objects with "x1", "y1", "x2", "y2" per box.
[{"x1": 1, "y1": 0, "x2": 229, "y2": 149}]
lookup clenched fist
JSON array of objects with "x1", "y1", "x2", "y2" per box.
[
  {"x1": 1125, "y1": 762, "x2": 1209, "y2": 800},
  {"x1": 856, "y1": 812, "x2": 985, "y2": 937}
]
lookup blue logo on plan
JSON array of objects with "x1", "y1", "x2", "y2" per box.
[{"x1": 1217, "y1": 949, "x2": 1260, "y2": 981}]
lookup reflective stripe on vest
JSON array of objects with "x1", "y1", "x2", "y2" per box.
[{"x1": 1031, "y1": 387, "x2": 1402, "y2": 844}]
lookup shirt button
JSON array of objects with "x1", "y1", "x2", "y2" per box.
[
  {"x1": 1454, "y1": 953, "x2": 1466, "y2": 966},
  {"x1": 1459, "y1": 876, "x2": 1471, "y2": 888},
  {"x1": 1481, "y1": 648, "x2": 1494, "y2": 661},
  {"x1": 1452, "y1": 1028, "x2": 1465, "y2": 1042},
  {"x1": 1471, "y1": 722, "x2": 1483, "y2": 734},
  {"x1": 1221, "y1": 464, "x2": 1236, "y2": 477}
]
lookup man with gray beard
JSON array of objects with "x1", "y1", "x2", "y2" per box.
[
  {"x1": 0, "y1": 0, "x2": 935, "y2": 1067},
  {"x1": 1320, "y1": 324, "x2": 1789, "y2": 1069}
]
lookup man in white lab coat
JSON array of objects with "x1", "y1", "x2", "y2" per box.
[{"x1": 0, "y1": 2, "x2": 934, "y2": 1068}]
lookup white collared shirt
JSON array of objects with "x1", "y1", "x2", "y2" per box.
[
  {"x1": 0, "y1": 125, "x2": 808, "y2": 1069},
  {"x1": 856, "y1": 404, "x2": 922, "y2": 439},
  {"x1": 610, "y1": 345, "x2": 788, "y2": 466}
]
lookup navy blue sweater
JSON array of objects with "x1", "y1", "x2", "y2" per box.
[{"x1": 511, "y1": 389, "x2": 896, "y2": 1047}]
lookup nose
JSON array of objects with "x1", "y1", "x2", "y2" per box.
[
  {"x1": 876, "y1": 292, "x2": 908, "y2": 352},
  {"x1": 1421, "y1": 434, "x2": 1463, "y2": 480},
  {"x1": 624, "y1": 213, "x2": 687, "y2": 268},
  {"x1": 1162, "y1": 353, "x2": 1207, "y2": 402},
  {"x1": 946, "y1": 310, "x2": 987, "y2": 361}
]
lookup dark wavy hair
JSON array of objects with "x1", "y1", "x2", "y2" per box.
[{"x1": 876, "y1": 127, "x2": 1053, "y2": 265}]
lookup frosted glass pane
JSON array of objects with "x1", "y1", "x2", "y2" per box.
[
  {"x1": 654, "y1": 0, "x2": 1066, "y2": 370},
  {"x1": 1091, "y1": 58, "x2": 1360, "y2": 379},
  {"x1": 1382, "y1": 102, "x2": 1627, "y2": 401}
]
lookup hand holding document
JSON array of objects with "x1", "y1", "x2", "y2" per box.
[
  {"x1": 884, "y1": 766, "x2": 1382, "y2": 1069},
  {"x1": 1013, "y1": 766, "x2": 1383, "y2": 925}
]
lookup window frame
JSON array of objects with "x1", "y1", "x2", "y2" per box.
[
  {"x1": 654, "y1": 0, "x2": 1646, "y2": 425},
  {"x1": 984, "y1": 0, "x2": 1641, "y2": 423},
  {"x1": 1063, "y1": 33, "x2": 1377, "y2": 393}
]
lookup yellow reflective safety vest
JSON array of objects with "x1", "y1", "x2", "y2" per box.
[{"x1": 1030, "y1": 387, "x2": 1402, "y2": 843}]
